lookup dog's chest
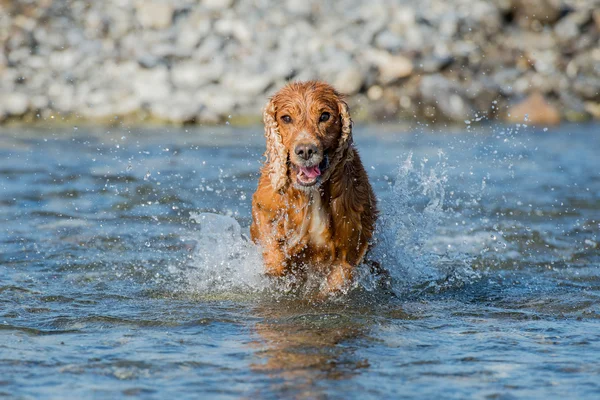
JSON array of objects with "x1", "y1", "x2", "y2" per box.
[
  {"x1": 307, "y1": 195, "x2": 328, "y2": 246},
  {"x1": 285, "y1": 193, "x2": 331, "y2": 253}
]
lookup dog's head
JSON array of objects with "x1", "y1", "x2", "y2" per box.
[{"x1": 263, "y1": 81, "x2": 353, "y2": 192}]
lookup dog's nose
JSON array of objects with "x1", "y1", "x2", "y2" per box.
[{"x1": 294, "y1": 143, "x2": 318, "y2": 160}]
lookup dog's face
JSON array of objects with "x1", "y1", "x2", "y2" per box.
[{"x1": 268, "y1": 82, "x2": 347, "y2": 189}]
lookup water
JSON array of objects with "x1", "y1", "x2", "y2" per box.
[{"x1": 1, "y1": 123, "x2": 599, "y2": 399}]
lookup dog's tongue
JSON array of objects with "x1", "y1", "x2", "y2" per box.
[{"x1": 299, "y1": 165, "x2": 321, "y2": 179}]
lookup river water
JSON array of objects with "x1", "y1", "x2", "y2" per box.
[{"x1": 1, "y1": 123, "x2": 599, "y2": 399}]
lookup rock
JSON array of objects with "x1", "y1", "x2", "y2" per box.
[
  {"x1": 202, "y1": 0, "x2": 234, "y2": 11},
  {"x1": 317, "y1": 50, "x2": 354, "y2": 85},
  {"x1": 194, "y1": 36, "x2": 225, "y2": 62},
  {"x1": 594, "y1": 9, "x2": 600, "y2": 30},
  {"x1": 3, "y1": 92, "x2": 29, "y2": 116},
  {"x1": 195, "y1": 86, "x2": 237, "y2": 116},
  {"x1": 511, "y1": 0, "x2": 563, "y2": 27},
  {"x1": 137, "y1": 54, "x2": 161, "y2": 69},
  {"x1": 48, "y1": 83, "x2": 76, "y2": 113},
  {"x1": 151, "y1": 91, "x2": 200, "y2": 123},
  {"x1": 135, "y1": 1, "x2": 173, "y2": 30},
  {"x1": 333, "y1": 66, "x2": 364, "y2": 95},
  {"x1": 419, "y1": 55, "x2": 454, "y2": 73},
  {"x1": 560, "y1": 91, "x2": 591, "y2": 122},
  {"x1": 374, "y1": 30, "x2": 404, "y2": 52},
  {"x1": 133, "y1": 66, "x2": 171, "y2": 103},
  {"x1": 171, "y1": 60, "x2": 223, "y2": 89},
  {"x1": 419, "y1": 74, "x2": 474, "y2": 121},
  {"x1": 267, "y1": 57, "x2": 295, "y2": 80},
  {"x1": 584, "y1": 102, "x2": 600, "y2": 119},
  {"x1": 285, "y1": 0, "x2": 312, "y2": 17},
  {"x1": 214, "y1": 18, "x2": 252, "y2": 44},
  {"x1": 176, "y1": 11, "x2": 211, "y2": 51},
  {"x1": 554, "y1": 10, "x2": 592, "y2": 43},
  {"x1": 365, "y1": 49, "x2": 413, "y2": 85},
  {"x1": 30, "y1": 95, "x2": 49, "y2": 110},
  {"x1": 113, "y1": 94, "x2": 141, "y2": 116},
  {"x1": 506, "y1": 92, "x2": 560, "y2": 125},
  {"x1": 222, "y1": 73, "x2": 272, "y2": 97},
  {"x1": 469, "y1": 2, "x2": 503, "y2": 34},
  {"x1": 48, "y1": 50, "x2": 80, "y2": 70},
  {"x1": 572, "y1": 76, "x2": 600, "y2": 100}
]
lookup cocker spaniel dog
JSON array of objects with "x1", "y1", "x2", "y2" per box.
[{"x1": 250, "y1": 81, "x2": 377, "y2": 296}]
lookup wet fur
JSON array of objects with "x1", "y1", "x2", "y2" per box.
[{"x1": 250, "y1": 81, "x2": 378, "y2": 295}]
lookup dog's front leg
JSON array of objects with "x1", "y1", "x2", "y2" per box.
[
  {"x1": 251, "y1": 206, "x2": 289, "y2": 277},
  {"x1": 261, "y1": 240, "x2": 288, "y2": 277},
  {"x1": 320, "y1": 261, "x2": 354, "y2": 296}
]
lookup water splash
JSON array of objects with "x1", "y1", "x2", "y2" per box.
[
  {"x1": 173, "y1": 212, "x2": 268, "y2": 296},
  {"x1": 369, "y1": 152, "x2": 480, "y2": 295},
  {"x1": 175, "y1": 154, "x2": 481, "y2": 298}
]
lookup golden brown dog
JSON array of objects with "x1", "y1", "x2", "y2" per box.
[{"x1": 250, "y1": 81, "x2": 377, "y2": 295}]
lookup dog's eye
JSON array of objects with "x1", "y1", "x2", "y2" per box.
[
  {"x1": 319, "y1": 112, "x2": 330, "y2": 122},
  {"x1": 280, "y1": 115, "x2": 292, "y2": 124}
]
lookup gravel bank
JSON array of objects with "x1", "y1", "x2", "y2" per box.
[{"x1": 1, "y1": 0, "x2": 599, "y2": 125}]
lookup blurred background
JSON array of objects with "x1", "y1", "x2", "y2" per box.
[{"x1": 1, "y1": 0, "x2": 598, "y2": 126}]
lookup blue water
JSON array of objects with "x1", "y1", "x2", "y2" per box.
[{"x1": 1, "y1": 123, "x2": 599, "y2": 399}]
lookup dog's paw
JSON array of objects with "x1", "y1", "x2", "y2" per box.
[{"x1": 318, "y1": 263, "x2": 353, "y2": 299}]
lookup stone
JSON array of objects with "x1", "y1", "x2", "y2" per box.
[
  {"x1": 572, "y1": 76, "x2": 600, "y2": 100},
  {"x1": 333, "y1": 66, "x2": 364, "y2": 95},
  {"x1": 3, "y1": 92, "x2": 29, "y2": 116},
  {"x1": 171, "y1": 60, "x2": 223, "y2": 89},
  {"x1": 285, "y1": 0, "x2": 312, "y2": 17},
  {"x1": 135, "y1": 1, "x2": 174, "y2": 30},
  {"x1": 374, "y1": 30, "x2": 404, "y2": 52},
  {"x1": 49, "y1": 83, "x2": 76, "y2": 113},
  {"x1": 222, "y1": 73, "x2": 272, "y2": 97},
  {"x1": 419, "y1": 55, "x2": 454, "y2": 73},
  {"x1": 114, "y1": 94, "x2": 141, "y2": 116},
  {"x1": 511, "y1": 0, "x2": 563, "y2": 27},
  {"x1": 554, "y1": 11, "x2": 592, "y2": 43},
  {"x1": 194, "y1": 36, "x2": 225, "y2": 62},
  {"x1": 48, "y1": 49, "x2": 80, "y2": 70},
  {"x1": 202, "y1": 0, "x2": 234, "y2": 11},
  {"x1": 560, "y1": 91, "x2": 591, "y2": 122},
  {"x1": 30, "y1": 95, "x2": 49, "y2": 110},
  {"x1": 176, "y1": 11, "x2": 211, "y2": 51},
  {"x1": 137, "y1": 54, "x2": 161, "y2": 69},
  {"x1": 151, "y1": 91, "x2": 200, "y2": 123},
  {"x1": 133, "y1": 66, "x2": 171, "y2": 103},
  {"x1": 365, "y1": 49, "x2": 413, "y2": 85},
  {"x1": 195, "y1": 86, "x2": 237, "y2": 116},
  {"x1": 584, "y1": 102, "x2": 600, "y2": 119},
  {"x1": 214, "y1": 19, "x2": 252, "y2": 44},
  {"x1": 594, "y1": 9, "x2": 600, "y2": 30},
  {"x1": 506, "y1": 92, "x2": 560, "y2": 125},
  {"x1": 419, "y1": 74, "x2": 474, "y2": 121},
  {"x1": 367, "y1": 85, "x2": 383, "y2": 101}
]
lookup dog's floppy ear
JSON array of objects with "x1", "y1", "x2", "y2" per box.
[
  {"x1": 323, "y1": 99, "x2": 354, "y2": 182},
  {"x1": 263, "y1": 99, "x2": 288, "y2": 192},
  {"x1": 337, "y1": 100, "x2": 353, "y2": 156}
]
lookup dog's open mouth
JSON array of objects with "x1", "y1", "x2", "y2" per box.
[{"x1": 293, "y1": 156, "x2": 329, "y2": 187}]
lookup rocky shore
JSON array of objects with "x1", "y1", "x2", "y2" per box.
[{"x1": 1, "y1": 0, "x2": 599, "y2": 125}]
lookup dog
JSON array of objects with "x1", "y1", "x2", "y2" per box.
[{"x1": 250, "y1": 81, "x2": 377, "y2": 295}]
